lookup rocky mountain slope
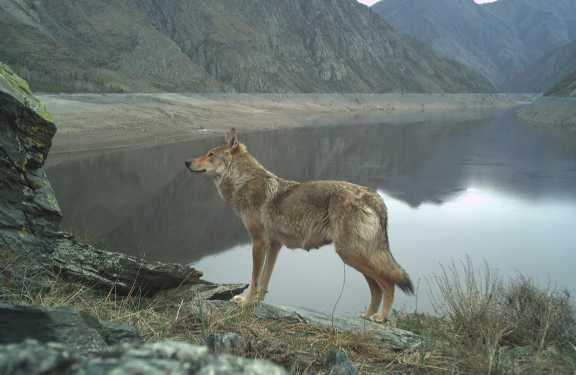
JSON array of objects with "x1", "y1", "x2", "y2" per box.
[
  {"x1": 372, "y1": 0, "x2": 576, "y2": 91},
  {"x1": 0, "y1": 0, "x2": 490, "y2": 93},
  {"x1": 546, "y1": 69, "x2": 576, "y2": 97},
  {"x1": 512, "y1": 41, "x2": 576, "y2": 93}
]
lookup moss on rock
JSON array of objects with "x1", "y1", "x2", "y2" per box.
[{"x1": 0, "y1": 63, "x2": 52, "y2": 122}]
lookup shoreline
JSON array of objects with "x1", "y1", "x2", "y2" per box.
[
  {"x1": 43, "y1": 93, "x2": 532, "y2": 165},
  {"x1": 516, "y1": 96, "x2": 576, "y2": 131}
]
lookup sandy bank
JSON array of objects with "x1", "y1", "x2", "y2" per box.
[
  {"x1": 43, "y1": 93, "x2": 530, "y2": 164},
  {"x1": 516, "y1": 96, "x2": 576, "y2": 131}
]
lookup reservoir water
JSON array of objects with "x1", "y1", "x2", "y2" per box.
[{"x1": 47, "y1": 109, "x2": 576, "y2": 314}]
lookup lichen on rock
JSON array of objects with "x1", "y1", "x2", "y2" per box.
[
  {"x1": 0, "y1": 63, "x2": 52, "y2": 122},
  {"x1": 0, "y1": 63, "x2": 61, "y2": 254}
]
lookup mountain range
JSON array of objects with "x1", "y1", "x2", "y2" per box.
[
  {"x1": 372, "y1": 0, "x2": 576, "y2": 92},
  {"x1": 0, "y1": 0, "x2": 490, "y2": 93}
]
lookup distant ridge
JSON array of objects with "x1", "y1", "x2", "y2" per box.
[
  {"x1": 0, "y1": 0, "x2": 490, "y2": 93},
  {"x1": 373, "y1": 0, "x2": 576, "y2": 91},
  {"x1": 513, "y1": 41, "x2": 576, "y2": 93}
]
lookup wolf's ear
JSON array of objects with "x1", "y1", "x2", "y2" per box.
[{"x1": 225, "y1": 128, "x2": 239, "y2": 152}]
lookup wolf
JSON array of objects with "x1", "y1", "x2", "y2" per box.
[{"x1": 185, "y1": 128, "x2": 413, "y2": 322}]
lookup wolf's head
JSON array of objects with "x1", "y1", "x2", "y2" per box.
[{"x1": 185, "y1": 128, "x2": 243, "y2": 177}]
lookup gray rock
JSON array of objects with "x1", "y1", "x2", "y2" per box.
[
  {"x1": 0, "y1": 341, "x2": 76, "y2": 375},
  {"x1": 0, "y1": 303, "x2": 142, "y2": 350},
  {"x1": 0, "y1": 340, "x2": 288, "y2": 375},
  {"x1": 96, "y1": 321, "x2": 143, "y2": 346},
  {"x1": 0, "y1": 304, "x2": 107, "y2": 353},
  {"x1": 156, "y1": 281, "x2": 248, "y2": 307},
  {"x1": 254, "y1": 304, "x2": 422, "y2": 351},
  {"x1": 205, "y1": 333, "x2": 248, "y2": 356},
  {"x1": 0, "y1": 64, "x2": 60, "y2": 255},
  {"x1": 326, "y1": 349, "x2": 358, "y2": 375},
  {"x1": 52, "y1": 239, "x2": 202, "y2": 296}
]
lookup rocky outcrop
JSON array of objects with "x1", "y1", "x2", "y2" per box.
[
  {"x1": 0, "y1": 0, "x2": 490, "y2": 93},
  {"x1": 1, "y1": 64, "x2": 201, "y2": 295},
  {"x1": 0, "y1": 63, "x2": 60, "y2": 253},
  {"x1": 0, "y1": 340, "x2": 287, "y2": 375},
  {"x1": 52, "y1": 239, "x2": 202, "y2": 295}
]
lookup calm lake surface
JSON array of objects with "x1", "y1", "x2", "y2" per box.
[{"x1": 47, "y1": 109, "x2": 576, "y2": 314}]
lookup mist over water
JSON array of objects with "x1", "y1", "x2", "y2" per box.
[{"x1": 48, "y1": 110, "x2": 576, "y2": 314}]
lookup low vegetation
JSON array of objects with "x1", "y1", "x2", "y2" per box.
[{"x1": 2, "y1": 257, "x2": 575, "y2": 375}]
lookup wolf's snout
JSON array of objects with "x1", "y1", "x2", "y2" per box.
[{"x1": 185, "y1": 161, "x2": 191, "y2": 168}]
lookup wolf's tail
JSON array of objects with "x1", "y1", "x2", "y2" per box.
[
  {"x1": 372, "y1": 195, "x2": 415, "y2": 295},
  {"x1": 391, "y1": 264, "x2": 415, "y2": 295}
]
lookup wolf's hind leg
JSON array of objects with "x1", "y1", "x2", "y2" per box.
[
  {"x1": 361, "y1": 274, "x2": 383, "y2": 319},
  {"x1": 368, "y1": 278, "x2": 394, "y2": 323},
  {"x1": 335, "y1": 250, "x2": 384, "y2": 320}
]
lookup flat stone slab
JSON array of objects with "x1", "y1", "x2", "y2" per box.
[
  {"x1": 156, "y1": 281, "x2": 248, "y2": 307},
  {"x1": 52, "y1": 239, "x2": 203, "y2": 296},
  {"x1": 254, "y1": 304, "x2": 422, "y2": 351}
]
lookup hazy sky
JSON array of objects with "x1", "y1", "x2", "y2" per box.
[{"x1": 357, "y1": 0, "x2": 498, "y2": 5}]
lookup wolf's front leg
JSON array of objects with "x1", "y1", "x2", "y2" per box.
[
  {"x1": 232, "y1": 238, "x2": 267, "y2": 307},
  {"x1": 257, "y1": 241, "x2": 282, "y2": 301}
]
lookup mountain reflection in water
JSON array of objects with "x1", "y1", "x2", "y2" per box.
[{"x1": 48, "y1": 110, "x2": 576, "y2": 312}]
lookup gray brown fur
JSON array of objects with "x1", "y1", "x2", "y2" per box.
[{"x1": 186, "y1": 129, "x2": 413, "y2": 322}]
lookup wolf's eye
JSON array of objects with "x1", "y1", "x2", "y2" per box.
[{"x1": 208, "y1": 152, "x2": 214, "y2": 157}]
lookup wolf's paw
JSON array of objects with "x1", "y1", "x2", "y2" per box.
[
  {"x1": 368, "y1": 313, "x2": 389, "y2": 324},
  {"x1": 231, "y1": 294, "x2": 257, "y2": 307},
  {"x1": 359, "y1": 312, "x2": 373, "y2": 320}
]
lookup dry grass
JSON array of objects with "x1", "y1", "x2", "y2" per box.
[
  {"x1": 501, "y1": 276, "x2": 575, "y2": 350},
  {"x1": 2, "y1": 276, "x2": 452, "y2": 374},
  {"x1": 2, "y1": 256, "x2": 575, "y2": 375},
  {"x1": 417, "y1": 257, "x2": 576, "y2": 375}
]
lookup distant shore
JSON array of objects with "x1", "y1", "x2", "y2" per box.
[
  {"x1": 516, "y1": 96, "x2": 576, "y2": 131},
  {"x1": 43, "y1": 93, "x2": 532, "y2": 165}
]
